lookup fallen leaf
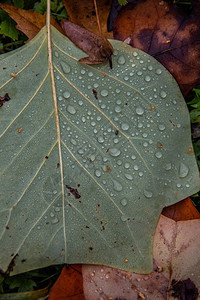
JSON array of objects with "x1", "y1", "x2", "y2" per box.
[
  {"x1": 0, "y1": 5, "x2": 199, "y2": 276},
  {"x1": 83, "y1": 214, "x2": 200, "y2": 299},
  {"x1": 0, "y1": 3, "x2": 63, "y2": 40},
  {"x1": 113, "y1": 0, "x2": 200, "y2": 95},
  {"x1": 61, "y1": 20, "x2": 113, "y2": 67},
  {"x1": 49, "y1": 265, "x2": 84, "y2": 300},
  {"x1": 62, "y1": 0, "x2": 113, "y2": 38},
  {"x1": 162, "y1": 197, "x2": 200, "y2": 221}
]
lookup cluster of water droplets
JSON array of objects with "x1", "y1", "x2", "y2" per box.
[{"x1": 51, "y1": 43, "x2": 192, "y2": 223}]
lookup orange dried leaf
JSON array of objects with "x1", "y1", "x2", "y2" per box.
[
  {"x1": 0, "y1": 3, "x2": 63, "y2": 40},
  {"x1": 49, "y1": 265, "x2": 84, "y2": 300},
  {"x1": 162, "y1": 198, "x2": 200, "y2": 221}
]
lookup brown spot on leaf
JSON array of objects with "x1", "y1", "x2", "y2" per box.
[
  {"x1": 0, "y1": 93, "x2": 11, "y2": 107},
  {"x1": 115, "y1": 130, "x2": 119, "y2": 135},
  {"x1": 157, "y1": 142, "x2": 163, "y2": 148},
  {"x1": 92, "y1": 89, "x2": 98, "y2": 99},
  {"x1": 18, "y1": 127, "x2": 23, "y2": 133},
  {"x1": 56, "y1": 163, "x2": 60, "y2": 169},
  {"x1": 105, "y1": 165, "x2": 111, "y2": 172},
  {"x1": 10, "y1": 73, "x2": 17, "y2": 78},
  {"x1": 66, "y1": 185, "x2": 81, "y2": 199}
]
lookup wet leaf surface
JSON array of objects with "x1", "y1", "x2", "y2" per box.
[
  {"x1": 113, "y1": 0, "x2": 200, "y2": 96},
  {"x1": 0, "y1": 16, "x2": 199, "y2": 276}
]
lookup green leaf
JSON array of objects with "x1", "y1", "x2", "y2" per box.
[
  {"x1": 0, "y1": 18, "x2": 18, "y2": 41},
  {"x1": 118, "y1": 0, "x2": 128, "y2": 5},
  {"x1": 0, "y1": 25, "x2": 199, "y2": 275},
  {"x1": 13, "y1": 0, "x2": 25, "y2": 9}
]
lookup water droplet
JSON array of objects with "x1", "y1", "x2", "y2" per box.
[
  {"x1": 136, "y1": 106, "x2": 144, "y2": 115},
  {"x1": 156, "y1": 68, "x2": 162, "y2": 75},
  {"x1": 133, "y1": 51, "x2": 138, "y2": 57},
  {"x1": 125, "y1": 163, "x2": 130, "y2": 169},
  {"x1": 52, "y1": 217, "x2": 59, "y2": 224},
  {"x1": 63, "y1": 91, "x2": 70, "y2": 99},
  {"x1": 139, "y1": 172, "x2": 143, "y2": 177},
  {"x1": 55, "y1": 207, "x2": 61, "y2": 212},
  {"x1": 95, "y1": 170, "x2": 101, "y2": 177},
  {"x1": 67, "y1": 105, "x2": 76, "y2": 114},
  {"x1": 121, "y1": 199, "x2": 127, "y2": 206},
  {"x1": 125, "y1": 174, "x2": 133, "y2": 180},
  {"x1": 131, "y1": 155, "x2": 136, "y2": 160},
  {"x1": 158, "y1": 124, "x2": 166, "y2": 131},
  {"x1": 109, "y1": 148, "x2": 121, "y2": 157},
  {"x1": 81, "y1": 69, "x2": 86, "y2": 74},
  {"x1": 101, "y1": 89, "x2": 108, "y2": 97},
  {"x1": 121, "y1": 123, "x2": 129, "y2": 131},
  {"x1": 186, "y1": 183, "x2": 190, "y2": 188},
  {"x1": 78, "y1": 100, "x2": 83, "y2": 106},
  {"x1": 115, "y1": 106, "x2": 121, "y2": 113},
  {"x1": 137, "y1": 71, "x2": 142, "y2": 76},
  {"x1": 60, "y1": 61, "x2": 71, "y2": 74},
  {"x1": 98, "y1": 136, "x2": 104, "y2": 143},
  {"x1": 121, "y1": 215, "x2": 127, "y2": 222},
  {"x1": 177, "y1": 183, "x2": 181, "y2": 188},
  {"x1": 160, "y1": 91, "x2": 167, "y2": 98},
  {"x1": 70, "y1": 138, "x2": 77, "y2": 145},
  {"x1": 118, "y1": 55, "x2": 126, "y2": 65},
  {"x1": 165, "y1": 163, "x2": 172, "y2": 170},
  {"x1": 155, "y1": 151, "x2": 162, "y2": 158},
  {"x1": 90, "y1": 154, "x2": 96, "y2": 161},
  {"x1": 114, "y1": 138, "x2": 119, "y2": 144},
  {"x1": 179, "y1": 163, "x2": 189, "y2": 178},
  {"x1": 112, "y1": 179, "x2": 123, "y2": 191},
  {"x1": 144, "y1": 189, "x2": 153, "y2": 198},
  {"x1": 145, "y1": 75, "x2": 151, "y2": 82},
  {"x1": 55, "y1": 51, "x2": 59, "y2": 57},
  {"x1": 50, "y1": 212, "x2": 55, "y2": 217},
  {"x1": 148, "y1": 65, "x2": 153, "y2": 71},
  {"x1": 134, "y1": 165, "x2": 139, "y2": 171},
  {"x1": 88, "y1": 71, "x2": 93, "y2": 77},
  {"x1": 117, "y1": 160, "x2": 122, "y2": 165}
]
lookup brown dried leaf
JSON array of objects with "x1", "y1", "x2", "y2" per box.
[
  {"x1": 62, "y1": 0, "x2": 113, "y2": 39},
  {"x1": 0, "y1": 3, "x2": 63, "y2": 40},
  {"x1": 83, "y1": 215, "x2": 200, "y2": 299},
  {"x1": 113, "y1": 0, "x2": 200, "y2": 96}
]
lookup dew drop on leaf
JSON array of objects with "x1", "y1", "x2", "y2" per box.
[
  {"x1": 101, "y1": 89, "x2": 108, "y2": 97},
  {"x1": 158, "y1": 124, "x2": 166, "y2": 131},
  {"x1": 121, "y1": 123, "x2": 129, "y2": 131},
  {"x1": 160, "y1": 91, "x2": 167, "y2": 98},
  {"x1": 120, "y1": 199, "x2": 128, "y2": 206},
  {"x1": 136, "y1": 106, "x2": 144, "y2": 115},
  {"x1": 145, "y1": 76, "x2": 151, "y2": 82},
  {"x1": 95, "y1": 170, "x2": 101, "y2": 177},
  {"x1": 109, "y1": 148, "x2": 121, "y2": 157},
  {"x1": 118, "y1": 55, "x2": 126, "y2": 65},
  {"x1": 144, "y1": 190, "x2": 153, "y2": 198},
  {"x1": 125, "y1": 174, "x2": 133, "y2": 180},
  {"x1": 155, "y1": 151, "x2": 162, "y2": 159},
  {"x1": 67, "y1": 105, "x2": 76, "y2": 114},
  {"x1": 121, "y1": 215, "x2": 127, "y2": 222},
  {"x1": 60, "y1": 61, "x2": 71, "y2": 74},
  {"x1": 63, "y1": 91, "x2": 70, "y2": 99},
  {"x1": 179, "y1": 162, "x2": 189, "y2": 178},
  {"x1": 112, "y1": 179, "x2": 123, "y2": 191}
]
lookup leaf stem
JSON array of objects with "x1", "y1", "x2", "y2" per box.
[{"x1": 93, "y1": 0, "x2": 102, "y2": 37}]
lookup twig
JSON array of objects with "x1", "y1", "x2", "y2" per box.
[{"x1": 93, "y1": 0, "x2": 103, "y2": 37}]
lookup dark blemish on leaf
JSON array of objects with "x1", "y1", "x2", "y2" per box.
[
  {"x1": 170, "y1": 278, "x2": 198, "y2": 300},
  {"x1": 45, "y1": 156, "x2": 48, "y2": 159},
  {"x1": 91, "y1": 10, "x2": 96, "y2": 16},
  {"x1": 3, "y1": 67, "x2": 6, "y2": 70},
  {"x1": 21, "y1": 259, "x2": 26, "y2": 263},
  {"x1": 77, "y1": 184, "x2": 80, "y2": 187},
  {"x1": 89, "y1": 247, "x2": 93, "y2": 251},
  {"x1": 115, "y1": 130, "x2": 119, "y2": 135},
  {"x1": 106, "y1": 148, "x2": 110, "y2": 153},
  {"x1": 125, "y1": 102, "x2": 128, "y2": 106},
  {"x1": 169, "y1": 119, "x2": 176, "y2": 127},
  {"x1": 36, "y1": 73, "x2": 39, "y2": 76},
  {"x1": 56, "y1": 163, "x2": 60, "y2": 169},
  {"x1": 11, "y1": 253, "x2": 14, "y2": 257},
  {"x1": 157, "y1": 142, "x2": 163, "y2": 148},
  {"x1": 85, "y1": 226, "x2": 89, "y2": 229},
  {"x1": 66, "y1": 185, "x2": 81, "y2": 199},
  {"x1": 68, "y1": 203, "x2": 72, "y2": 207},
  {"x1": 92, "y1": 89, "x2": 98, "y2": 99},
  {"x1": 108, "y1": 56, "x2": 113, "y2": 69},
  {"x1": 46, "y1": 222, "x2": 49, "y2": 225},
  {"x1": 0, "y1": 93, "x2": 11, "y2": 108},
  {"x1": 5, "y1": 226, "x2": 9, "y2": 230},
  {"x1": 18, "y1": 127, "x2": 22, "y2": 133}
]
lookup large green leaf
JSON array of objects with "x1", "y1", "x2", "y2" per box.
[{"x1": 0, "y1": 24, "x2": 199, "y2": 275}]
